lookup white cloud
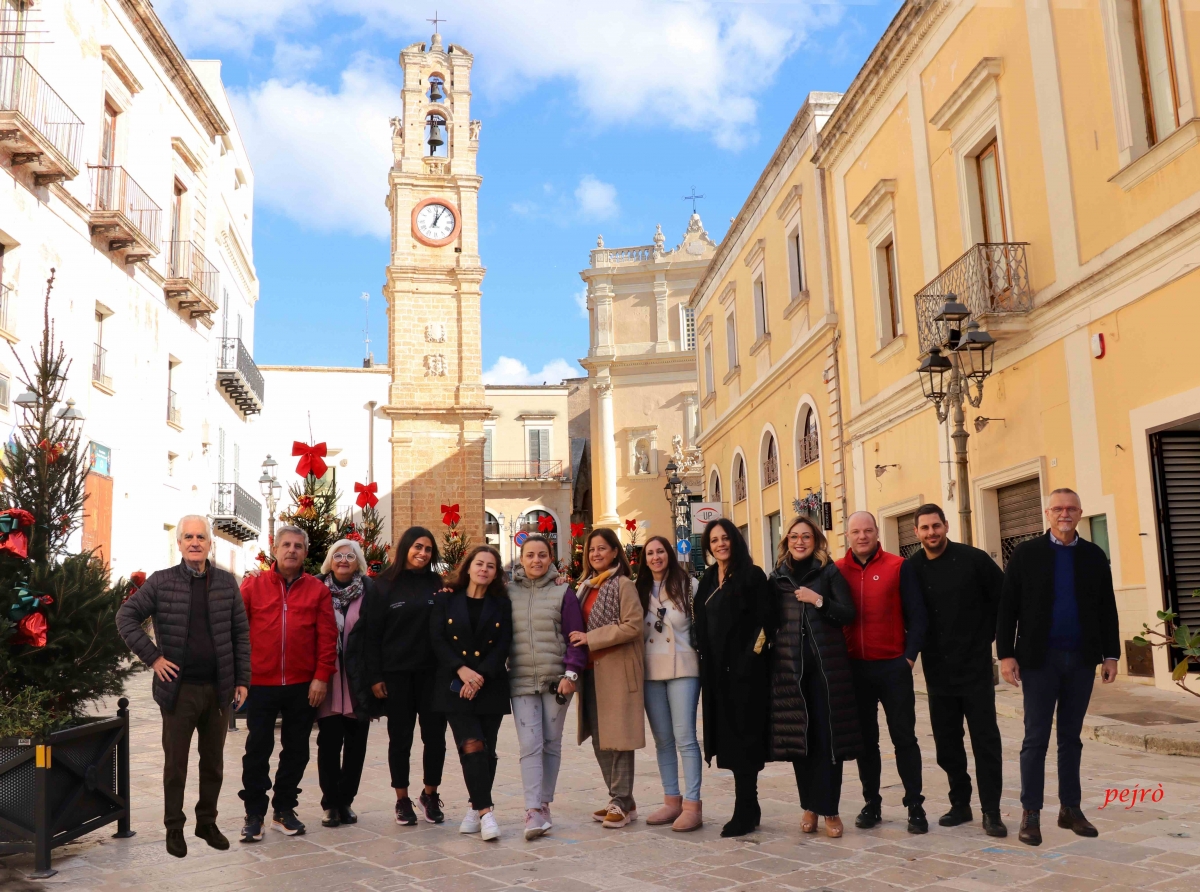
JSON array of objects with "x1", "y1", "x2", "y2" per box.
[
  {"x1": 229, "y1": 56, "x2": 397, "y2": 238},
  {"x1": 574, "y1": 175, "x2": 618, "y2": 221},
  {"x1": 272, "y1": 41, "x2": 322, "y2": 78},
  {"x1": 573, "y1": 287, "x2": 589, "y2": 319},
  {"x1": 483, "y1": 356, "x2": 583, "y2": 385},
  {"x1": 160, "y1": 1, "x2": 834, "y2": 148}
]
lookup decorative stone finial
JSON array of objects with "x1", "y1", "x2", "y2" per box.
[
  {"x1": 653, "y1": 224, "x2": 665, "y2": 252},
  {"x1": 597, "y1": 235, "x2": 605, "y2": 248}
]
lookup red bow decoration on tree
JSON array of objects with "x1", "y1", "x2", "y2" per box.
[
  {"x1": 13, "y1": 611, "x2": 47, "y2": 648},
  {"x1": 537, "y1": 514, "x2": 555, "y2": 533},
  {"x1": 624, "y1": 518, "x2": 638, "y2": 532},
  {"x1": 570, "y1": 522, "x2": 585, "y2": 538},
  {"x1": 292, "y1": 441, "x2": 328, "y2": 478},
  {"x1": 441, "y1": 503, "x2": 461, "y2": 526},
  {"x1": 354, "y1": 481, "x2": 379, "y2": 508},
  {"x1": 0, "y1": 508, "x2": 35, "y2": 559},
  {"x1": 37, "y1": 439, "x2": 65, "y2": 463}
]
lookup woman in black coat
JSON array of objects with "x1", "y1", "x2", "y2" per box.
[
  {"x1": 768, "y1": 515, "x2": 860, "y2": 838},
  {"x1": 430, "y1": 545, "x2": 513, "y2": 841},
  {"x1": 693, "y1": 518, "x2": 774, "y2": 838}
]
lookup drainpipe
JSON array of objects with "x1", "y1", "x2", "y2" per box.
[
  {"x1": 831, "y1": 329, "x2": 849, "y2": 548},
  {"x1": 367, "y1": 401, "x2": 377, "y2": 484}
]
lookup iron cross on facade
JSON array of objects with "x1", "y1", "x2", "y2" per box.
[
  {"x1": 683, "y1": 186, "x2": 705, "y2": 213},
  {"x1": 428, "y1": 11, "x2": 446, "y2": 30}
]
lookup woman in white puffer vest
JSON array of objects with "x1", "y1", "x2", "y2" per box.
[
  {"x1": 638, "y1": 535, "x2": 703, "y2": 831},
  {"x1": 507, "y1": 534, "x2": 587, "y2": 841}
]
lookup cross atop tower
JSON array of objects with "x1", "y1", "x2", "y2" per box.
[
  {"x1": 427, "y1": 10, "x2": 446, "y2": 32},
  {"x1": 683, "y1": 186, "x2": 705, "y2": 214}
]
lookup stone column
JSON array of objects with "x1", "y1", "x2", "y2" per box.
[
  {"x1": 595, "y1": 380, "x2": 619, "y2": 526},
  {"x1": 653, "y1": 274, "x2": 669, "y2": 352}
]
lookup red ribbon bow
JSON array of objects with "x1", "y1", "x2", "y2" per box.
[
  {"x1": 38, "y1": 439, "x2": 65, "y2": 463},
  {"x1": 537, "y1": 514, "x2": 555, "y2": 533},
  {"x1": 292, "y1": 441, "x2": 328, "y2": 479},
  {"x1": 354, "y1": 481, "x2": 379, "y2": 508},
  {"x1": 0, "y1": 508, "x2": 35, "y2": 559},
  {"x1": 13, "y1": 611, "x2": 47, "y2": 648},
  {"x1": 441, "y1": 503, "x2": 461, "y2": 526},
  {"x1": 570, "y1": 522, "x2": 585, "y2": 538},
  {"x1": 624, "y1": 519, "x2": 638, "y2": 532}
]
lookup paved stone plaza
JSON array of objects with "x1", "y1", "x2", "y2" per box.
[{"x1": 3, "y1": 671, "x2": 1199, "y2": 891}]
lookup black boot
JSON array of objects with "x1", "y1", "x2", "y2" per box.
[
  {"x1": 721, "y1": 771, "x2": 760, "y2": 838},
  {"x1": 983, "y1": 812, "x2": 1008, "y2": 837},
  {"x1": 855, "y1": 804, "x2": 882, "y2": 829},
  {"x1": 939, "y1": 804, "x2": 974, "y2": 827}
]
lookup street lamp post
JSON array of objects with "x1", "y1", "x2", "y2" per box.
[
  {"x1": 663, "y1": 460, "x2": 694, "y2": 571},
  {"x1": 916, "y1": 297, "x2": 996, "y2": 547},
  {"x1": 258, "y1": 454, "x2": 282, "y2": 542}
]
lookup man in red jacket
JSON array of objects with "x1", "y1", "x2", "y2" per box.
[
  {"x1": 238, "y1": 525, "x2": 337, "y2": 842},
  {"x1": 837, "y1": 511, "x2": 928, "y2": 834}
]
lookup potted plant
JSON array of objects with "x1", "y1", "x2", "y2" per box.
[{"x1": 0, "y1": 273, "x2": 138, "y2": 877}]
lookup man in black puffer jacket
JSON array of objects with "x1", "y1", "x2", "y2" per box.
[{"x1": 116, "y1": 516, "x2": 250, "y2": 859}]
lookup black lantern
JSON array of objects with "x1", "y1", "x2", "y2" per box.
[
  {"x1": 954, "y1": 319, "x2": 995, "y2": 383},
  {"x1": 933, "y1": 293, "x2": 970, "y2": 324},
  {"x1": 917, "y1": 347, "x2": 953, "y2": 403}
]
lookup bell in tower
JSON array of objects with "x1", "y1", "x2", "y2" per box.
[
  {"x1": 426, "y1": 115, "x2": 445, "y2": 155},
  {"x1": 429, "y1": 77, "x2": 445, "y2": 103}
]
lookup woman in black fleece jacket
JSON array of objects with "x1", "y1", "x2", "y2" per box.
[{"x1": 364, "y1": 526, "x2": 449, "y2": 826}]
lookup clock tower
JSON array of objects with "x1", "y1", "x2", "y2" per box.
[{"x1": 384, "y1": 30, "x2": 488, "y2": 543}]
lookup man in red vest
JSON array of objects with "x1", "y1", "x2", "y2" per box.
[
  {"x1": 836, "y1": 511, "x2": 927, "y2": 833},
  {"x1": 238, "y1": 525, "x2": 337, "y2": 843}
]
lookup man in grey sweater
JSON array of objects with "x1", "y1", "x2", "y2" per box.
[{"x1": 116, "y1": 516, "x2": 250, "y2": 858}]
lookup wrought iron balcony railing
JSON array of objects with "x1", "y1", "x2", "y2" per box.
[
  {"x1": 166, "y1": 388, "x2": 181, "y2": 426},
  {"x1": 914, "y1": 242, "x2": 1032, "y2": 353},
  {"x1": 733, "y1": 475, "x2": 748, "y2": 503},
  {"x1": 165, "y1": 240, "x2": 219, "y2": 311},
  {"x1": 216, "y1": 337, "x2": 264, "y2": 416},
  {"x1": 484, "y1": 460, "x2": 565, "y2": 480},
  {"x1": 211, "y1": 482, "x2": 262, "y2": 542},
  {"x1": 88, "y1": 164, "x2": 161, "y2": 255},
  {"x1": 92, "y1": 343, "x2": 110, "y2": 388},
  {"x1": 799, "y1": 430, "x2": 820, "y2": 468},
  {"x1": 0, "y1": 55, "x2": 84, "y2": 178},
  {"x1": 763, "y1": 455, "x2": 779, "y2": 486}
]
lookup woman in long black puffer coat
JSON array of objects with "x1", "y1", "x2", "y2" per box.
[
  {"x1": 768, "y1": 515, "x2": 861, "y2": 838},
  {"x1": 693, "y1": 518, "x2": 774, "y2": 838}
]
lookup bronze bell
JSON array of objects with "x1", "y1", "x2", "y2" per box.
[
  {"x1": 429, "y1": 80, "x2": 445, "y2": 103},
  {"x1": 427, "y1": 120, "x2": 444, "y2": 154}
]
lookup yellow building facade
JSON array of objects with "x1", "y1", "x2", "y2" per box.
[{"x1": 691, "y1": 0, "x2": 1200, "y2": 693}]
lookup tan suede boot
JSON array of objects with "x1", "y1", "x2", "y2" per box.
[
  {"x1": 672, "y1": 799, "x2": 703, "y2": 832},
  {"x1": 646, "y1": 795, "x2": 683, "y2": 825}
]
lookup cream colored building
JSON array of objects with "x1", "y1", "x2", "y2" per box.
[
  {"x1": 581, "y1": 215, "x2": 716, "y2": 545},
  {"x1": 383, "y1": 31, "x2": 488, "y2": 543},
  {"x1": 691, "y1": 0, "x2": 1200, "y2": 692},
  {"x1": 0, "y1": 0, "x2": 263, "y2": 575},
  {"x1": 482, "y1": 385, "x2": 572, "y2": 569}
]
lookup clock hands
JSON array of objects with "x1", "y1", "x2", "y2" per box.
[{"x1": 431, "y1": 208, "x2": 443, "y2": 228}]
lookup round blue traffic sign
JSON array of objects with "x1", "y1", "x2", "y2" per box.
[{"x1": 676, "y1": 539, "x2": 691, "y2": 556}]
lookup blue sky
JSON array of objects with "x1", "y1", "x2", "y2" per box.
[{"x1": 159, "y1": 1, "x2": 901, "y2": 382}]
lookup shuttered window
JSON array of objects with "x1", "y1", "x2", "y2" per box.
[
  {"x1": 1152, "y1": 432, "x2": 1200, "y2": 634},
  {"x1": 896, "y1": 512, "x2": 920, "y2": 558},
  {"x1": 998, "y1": 478, "x2": 1043, "y2": 566}
]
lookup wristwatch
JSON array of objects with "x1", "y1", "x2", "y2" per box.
[
  {"x1": 564, "y1": 670, "x2": 579, "y2": 682},
  {"x1": 815, "y1": 596, "x2": 824, "y2": 609}
]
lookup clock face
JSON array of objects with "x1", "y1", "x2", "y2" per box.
[{"x1": 415, "y1": 203, "x2": 456, "y2": 241}]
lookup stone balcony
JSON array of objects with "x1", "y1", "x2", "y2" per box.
[
  {"x1": 216, "y1": 337, "x2": 265, "y2": 417},
  {"x1": 0, "y1": 55, "x2": 84, "y2": 186},
  {"x1": 164, "y1": 240, "x2": 219, "y2": 326},
  {"x1": 914, "y1": 242, "x2": 1033, "y2": 353},
  {"x1": 88, "y1": 165, "x2": 161, "y2": 264}
]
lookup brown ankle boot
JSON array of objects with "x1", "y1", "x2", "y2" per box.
[
  {"x1": 672, "y1": 799, "x2": 702, "y2": 832},
  {"x1": 646, "y1": 795, "x2": 683, "y2": 825}
]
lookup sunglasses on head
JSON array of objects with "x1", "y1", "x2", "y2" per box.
[{"x1": 654, "y1": 606, "x2": 667, "y2": 633}]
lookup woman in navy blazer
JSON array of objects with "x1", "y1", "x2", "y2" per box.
[{"x1": 430, "y1": 545, "x2": 513, "y2": 841}]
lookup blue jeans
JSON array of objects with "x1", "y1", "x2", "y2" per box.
[
  {"x1": 1019, "y1": 648, "x2": 1096, "y2": 810},
  {"x1": 644, "y1": 676, "x2": 702, "y2": 801}
]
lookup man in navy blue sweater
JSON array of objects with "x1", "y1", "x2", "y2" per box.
[{"x1": 997, "y1": 488, "x2": 1119, "y2": 847}]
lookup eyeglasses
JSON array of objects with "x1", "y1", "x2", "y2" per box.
[
  {"x1": 654, "y1": 606, "x2": 667, "y2": 633},
  {"x1": 332, "y1": 552, "x2": 356, "y2": 561},
  {"x1": 1047, "y1": 506, "x2": 1081, "y2": 515}
]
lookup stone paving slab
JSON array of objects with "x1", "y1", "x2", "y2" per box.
[{"x1": 1, "y1": 667, "x2": 1198, "y2": 890}]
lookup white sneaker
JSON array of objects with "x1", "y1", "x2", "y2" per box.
[
  {"x1": 480, "y1": 811, "x2": 500, "y2": 841},
  {"x1": 459, "y1": 809, "x2": 481, "y2": 834}
]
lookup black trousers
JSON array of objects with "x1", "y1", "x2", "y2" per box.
[
  {"x1": 316, "y1": 715, "x2": 370, "y2": 810},
  {"x1": 239, "y1": 684, "x2": 315, "y2": 817},
  {"x1": 160, "y1": 683, "x2": 229, "y2": 830},
  {"x1": 927, "y1": 681, "x2": 1004, "y2": 814},
  {"x1": 384, "y1": 671, "x2": 447, "y2": 790},
  {"x1": 850, "y1": 657, "x2": 924, "y2": 810},
  {"x1": 1019, "y1": 648, "x2": 1095, "y2": 810},
  {"x1": 793, "y1": 662, "x2": 843, "y2": 816},
  {"x1": 447, "y1": 712, "x2": 504, "y2": 811}
]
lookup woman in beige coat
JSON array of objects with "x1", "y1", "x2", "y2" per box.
[{"x1": 570, "y1": 527, "x2": 645, "y2": 829}]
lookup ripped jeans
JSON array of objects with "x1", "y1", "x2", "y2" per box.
[{"x1": 510, "y1": 692, "x2": 572, "y2": 810}]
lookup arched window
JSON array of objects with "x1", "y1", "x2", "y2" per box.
[
  {"x1": 733, "y1": 455, "x2": 748, "y2": 504},
  {"x1": 762, "y1": 434, "x2": 779, "y2": 486},
  {"x1": 709, "y1": 469, "x2": 721, "y2": 502},
  {"x1": 484, "y1": 511, "x2": 500, "y2": 545},
  {"x1": 799, "y1": 407, "x2": 820, "y2": 467}
]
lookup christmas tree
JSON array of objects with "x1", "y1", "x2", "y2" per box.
[
  {"x1": 438, "y1": 502, "x2": 469, "y2": 576},
  {"x1": 345, "y1": 482, "x2": 391, "y2": 576},
  {"x1": 0, "y1": 271, "x2": 137, "y2": 731},
  {"x1": 278, "y1": 443, "x2": 347, "y2": 575}
]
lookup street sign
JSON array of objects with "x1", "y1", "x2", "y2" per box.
[
  {"x1": 676, "y1": 539, "x2": 691, "y2": 557},
  {"x1": 514, "y1": 531, "x2": 529, "y2": 546},
  {"x1": 691, "y1": 502, "x2": 722, "y2": 534},
  {"x1": 675, "y1": 525, "x2": 690, "y2": 541},
  {"x1": 823, "y1": 501, "x2": 833, "y2": 531}
]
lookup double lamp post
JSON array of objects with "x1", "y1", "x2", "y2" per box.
[{"x1": 915, "y1": 294, "x2": 996, "y2": 547}]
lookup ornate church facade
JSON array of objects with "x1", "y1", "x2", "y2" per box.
[{"x1": 383, "y1": 32, "x2": 488, "y2": 541}]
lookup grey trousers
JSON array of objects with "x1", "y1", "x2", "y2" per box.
[
  {"x1": 583, "y1": 670, "x2": 636, "y2": 813},
  {"x1": 511, "y1": 692, "x2": 572, "y2": 810}
]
